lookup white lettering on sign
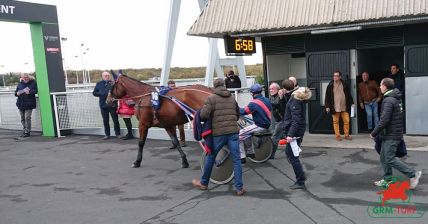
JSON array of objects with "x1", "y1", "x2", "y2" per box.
[{"x1": 0, "y1": 5, "x2": 15, "y2": 14}]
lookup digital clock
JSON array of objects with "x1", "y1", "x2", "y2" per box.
[{"x1": 224, "y1": 35, "x2": 256, "y2": 56}]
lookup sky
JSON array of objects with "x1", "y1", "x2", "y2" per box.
[{"x1": 0, "y1": 0, "x2": 262, "y2": 73}]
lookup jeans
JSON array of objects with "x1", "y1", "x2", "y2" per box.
[
  {"x1": 100, "y1": 107, "x2": 120, "y2": 136},
  {"x1": 381, "y1": 139, "x2": 415, "y2": 180},
  {"x1": 270, "y1": 120, "x2": 284, "y2": 158},
  {"x1": 19, "y1": 109, "x2": 33, "y2": 134},
  {"x1": 332, "y1": 111, "x2": 350, "y2": 137},
  {"x1": 285, "y1": 138, "x2": 305, "y2": 185},
  {"x1": 364, "y1": 101, "x2": 379, "y2": 130},
  {"x1": 201, "y1": 133, "x2": 243, "y2": 191}
]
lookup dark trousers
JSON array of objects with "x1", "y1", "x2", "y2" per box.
[
  {"x1": 285, "y1": 138, "x2": 305, "y2": 185},
  {"x1": 100, "y1": 107, "x2": 120, "y2": 136},
  {"x1": 381, "y1": 139, "x2": 415, "y2": 180},
  {"x1": 123, "y1": 118, "x2": 133, "y2": 135}
]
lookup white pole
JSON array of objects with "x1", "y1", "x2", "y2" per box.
[
  {"x1": 52, "y1": 93, "x2": 63, "y2": 138},
  {"x1": 61, "y1": 37, "x2": 68, "y2": 85},
  {"x1": 160, "y1": 0, "x2": 181, "y2": 86}
]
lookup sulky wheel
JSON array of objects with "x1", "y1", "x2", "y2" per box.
[
  {"x1": 200, "y1": 147, "x2": 234, "y2": 185},
  {"x1": 247, "y1": 136, "x2": 273, "y2": 163}
]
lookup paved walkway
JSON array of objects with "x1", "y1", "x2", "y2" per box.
[
  {"x1": 302, "y1": 133, "x2": 428, "y2": 152},
  {"x1": 1, "y1": 129, "x2": 427, "y2": 224}
]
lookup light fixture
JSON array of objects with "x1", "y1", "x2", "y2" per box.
[{"x1": 310, "y1": 26, "x2": 362, "y2": 35}]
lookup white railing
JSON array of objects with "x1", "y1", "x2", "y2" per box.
[
  {"x1": 0, "y1": 92, "x2": 42, "y2": 131},
  {"x1": 1, "y1": 87, "x2": 258, "y2": 138}
]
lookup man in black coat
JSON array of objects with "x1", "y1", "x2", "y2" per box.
[
  {"x1": 93, "y1": 71, "x2": 121, "y2": 140},
  {"x1": 283, "y1": 87, "x2": 312, "y2": 190},
  {"x1": 370, "y1": 78, "x2": 421, "y2": 189},
  {"x1": 15, "y1": 74, "x2": 38, "y2": 137}
]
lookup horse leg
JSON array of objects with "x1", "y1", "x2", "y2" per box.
[
  {"x1": 132, "y1": 125, "x2": 149, "y2": 168},
  {"x1": 165, "y1": 127, "x2": 189, "y2": 168}
]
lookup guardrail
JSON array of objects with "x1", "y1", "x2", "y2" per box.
[
  {"x1": 1, "y1": 87, "x2": 257, "y2": 138},
  {"x1": 0, "y1": 92, "x2": 42, "y2": 131}
]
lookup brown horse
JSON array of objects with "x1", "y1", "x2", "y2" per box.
[{"x1": 110, "y1": 75, "x2": 213, "y2": 168}]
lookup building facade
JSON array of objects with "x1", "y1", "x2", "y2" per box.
[{"x1": 189, "y1": 0, "x2": 428, "y2": 135}]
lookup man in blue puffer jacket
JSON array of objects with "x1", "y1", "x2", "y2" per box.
[
  {"x1": 239, "y1": 84, "x2": 272, "y2": 161},
  {"x1": 15, "y1": 74, "x2": 38, "y2": 137}
]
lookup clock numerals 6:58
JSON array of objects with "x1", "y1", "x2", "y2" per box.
[{"x1": 235, "y1": 39, "x2": 253, "y2": 52}]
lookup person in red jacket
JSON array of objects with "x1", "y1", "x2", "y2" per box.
[{"x1": 117, "y1": 95, "x2": 135, "y2": 139}]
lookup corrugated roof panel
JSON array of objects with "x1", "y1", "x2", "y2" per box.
[{"x1": 188, "y1": 0, "x2": 428, "y2": 37}]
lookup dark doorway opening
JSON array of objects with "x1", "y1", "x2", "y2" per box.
[{"x1": 356, "y1": 47, "x2": 404, "y2": 133}]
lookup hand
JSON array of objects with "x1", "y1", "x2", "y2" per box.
[
  {"x1": 376, "y1": 98, "x2": 381, "y2": 102},
  {"x1": 360, "y1": 103, "x2": 364, "y2": 109},
  {"x1": 237, "y1": 118, "x2": 246, "y2": 127},
  {"x1": 278, "y1": 89, "x2": 285, "y2": 98},
  {"x1": 325, "y1": 108, "x2": 330, "y2": 113},
  {"x1": 286, "y1": 136, "x2": 293, "y2": 142}
]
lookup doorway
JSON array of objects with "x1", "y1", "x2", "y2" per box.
[{"x1": 356, "y1": 47, "x2": 404, "y2": 132}]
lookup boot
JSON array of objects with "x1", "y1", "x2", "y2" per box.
[{"x1": 121, "y1": 133, "x2": 134, "y2": 140}]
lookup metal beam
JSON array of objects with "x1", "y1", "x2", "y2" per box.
[{"x1": 160, "y1": 0, "x2": 181, "y2": 86}]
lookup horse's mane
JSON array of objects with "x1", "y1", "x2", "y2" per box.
[{"x1": 121, "y1": 75, "x2": 152, "y2": 86}]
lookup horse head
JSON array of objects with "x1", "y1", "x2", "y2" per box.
[{"x1": 110, "y1": 75, "x2": 128, "y2": 100}]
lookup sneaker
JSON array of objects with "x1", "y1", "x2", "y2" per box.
[
  {"x1": 180, "y1": 141, "x2": 187, "y2": 147},
  {"x1": 192, "y1": 179, "x2": 208, "y2": 190},
  {"x1": 103, "y1": 136, "x2": 110, "y2": 140},
  {"x1": 236, "y1": 188, "x2": 247, "y2": 196},
  {"x1": 374, "y1": 179, "x2": 393, "y2": 188},
  {"x1": 22, "y1": 133, "x2": 30, "y2": 138},
  {"x1": 289, "y1": 183, "x2": 306, "y2": 190},
  {"x1": 410, "y1": 171, "x2": 422, "y2": 189},
  {"x1": 335, "y1": 136, "x2": 342, "y2": 141},
  {"x1": 169, "y1": 144, "x2": 177, "y2": 150},
  {"x1": 344, "y1": 135, "x2": 352, "y2": 141}
]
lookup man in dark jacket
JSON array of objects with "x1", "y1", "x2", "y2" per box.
[
  {"x1": 388, "y1": 64, "x2": 405, "y2": 96},
  {"x1": 224, "y1": 70, "x2": 242, "y2": 89},
  {"x1": 15, "y1": 74, "x2": 38, "y2": 137},
  {"x1": 192, "y1": 78, "x2": 245, "y2": 196},
  {"x1": 269, "y1": 82, "x2": 285, "y2": 159},
  {"x1": 239, "y1": 83, "x2": 272, "y2": 160},
  {"x1": 371, "y1": 78, "x2": 421, "y2": 189},
  {"x1": 283, "y1": 87, "x2": 312, "y2": 189},
  {"x1": 324, "y1": 71, "x2": 354, "y2": 141},
  {"x1": 93, "y1": 71, "x2": 120, "y2": 140}
]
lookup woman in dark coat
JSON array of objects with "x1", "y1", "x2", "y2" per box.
[{"x1": 15, "y1": 74, "x2": 38, "y2": 137}]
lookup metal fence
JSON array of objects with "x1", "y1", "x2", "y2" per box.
[
  {"x1": 1, "y1": 88, "x2": 255, "y2": 138},
  {"x1": 0, "y1": 92, "x2": 42, "y2": 131}
]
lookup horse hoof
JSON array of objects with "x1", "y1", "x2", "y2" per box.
[
  {"x1": 132, "y1": 163, "x2": 141, "y2": 168},
  {"x1": 182, "y1": 163, "x2": 189, "y2": 168}
]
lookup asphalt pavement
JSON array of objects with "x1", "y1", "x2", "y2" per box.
[{"x1": 1, "y1": 129, "x2": 427, "y2": 224}]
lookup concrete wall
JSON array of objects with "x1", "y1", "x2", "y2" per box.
[{"x1": 266, "y1": 54, "x2": 306, "y2": 83}]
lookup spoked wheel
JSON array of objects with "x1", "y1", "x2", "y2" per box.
[
  {"x1": 247, "y1": 137, "x2": 273, "y2": 163},
  {"x1": 200, "y1": 147, "x2": 234, "y2": 185}
]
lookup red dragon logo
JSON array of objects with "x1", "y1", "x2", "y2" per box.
[{"x1": 377, "y1": 180, "x2": 410, "y2": 206}]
